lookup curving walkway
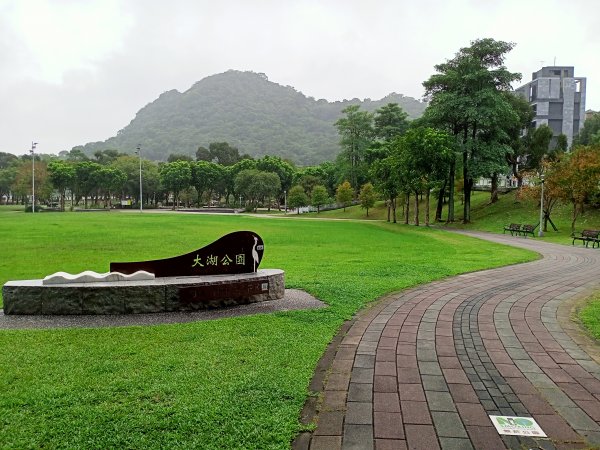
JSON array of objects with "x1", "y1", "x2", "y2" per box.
[{"x1": 296, "y1": 232, "x2": 600, "y2": 450}]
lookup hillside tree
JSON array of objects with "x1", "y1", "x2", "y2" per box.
[
  {"x1": 311, "y1": 185, "x2": 329, "y2": 213},
  {"x1": 336, "y1": 181, "x2": 354, "y2": 211},
  {"x1": 48, "y1": 161, "x2": 75, "y2": 211},
  {"x1": 423, "y1": 38, "x2": 521, "y2": 223},
  {"x1": 359, "y1": 182, "x2": 377, "y2": 217},
  {"x1": 374, "y1": 103, "x2": 410, "y2": 141},
  {"x1": 288, "y1": 185, "x2": 309, "y2": 214},
  {"x1": 335, "y1": 105, "x2": 373, "y2": 189},
  {"x1": 160, "y1": 160, "x2": 192, "y2": 209}
]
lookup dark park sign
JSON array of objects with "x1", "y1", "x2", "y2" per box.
[{"x1": 110, "y1": 231, "x2": 264, "y2": 277}]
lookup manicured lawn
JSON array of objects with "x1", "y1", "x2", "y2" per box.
[
  {"x1": 579, "y1": 294, "x2": 600, "y2": 341},
  {"x1": 313, "y1": 191, "x2": 600, "y2": 246},
  {"x1": 0, "y1": 208, "x2": 536, "y2": 449}
]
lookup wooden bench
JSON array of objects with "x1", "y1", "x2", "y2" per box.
[
  {"x1": 503, "y1": 223, "x2": 522, "y2": 236},
  {"x1": 572, "y1": 229, "x2": 600, "y2": 248},
  {"x1": 519, "y1": 224, "x2": 536, "y2": 237}
]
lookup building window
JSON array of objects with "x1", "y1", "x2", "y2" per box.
[
  {"x1": 549, "y1": 119, "x2": 562, "y2": 134},
  {"x1": 575, "y1": 80, "x2": 581, "y2": 93}
]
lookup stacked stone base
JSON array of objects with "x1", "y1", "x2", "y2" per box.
[{"x1": 2, "y1": 269, "x2": 284, "y2": 315}]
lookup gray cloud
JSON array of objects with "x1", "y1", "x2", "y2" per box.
[{"x1": 1, "y1": 0, "x2": 598, "y2": 155}]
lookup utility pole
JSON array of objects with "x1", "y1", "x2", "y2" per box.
[
  {"x1": 135, "y1": 145, "x2": 143, "y2": 212},
  {"x1": 30, "y1": 142, "x2": 38, "y2": 213}
]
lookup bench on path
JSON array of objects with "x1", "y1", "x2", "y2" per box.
[
  {"x1": 503, "y1": 223, "x2": 536, "y2": 237},
  {"x1": 503, "y1": 223, "x2": 522, "y2": 236},
  {"x1": 520, "y1": 224, "x2": 536, "y2": 237},
  {"x1": 572, "y1": 229, "x2": 600, "y2": 248}
]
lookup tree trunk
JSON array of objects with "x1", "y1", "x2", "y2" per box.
[
  {"x1": 425, "y1": 188, "x2": 430, "y2": 226},
  {"x1": 462, "y1": 144, "x2": 471, "y2": 223},
  {"x1": 392, "y1": 197, "x2": 397, "y2": 224},
  {"x1": 571, "y1": 202, "x2": 581, "y2": 233},
  {"x1": 404, "y1": 193, "x2": 410, "y2": 225},
  {"x1": 447, "y1": 160, "x2": 455, "y2": 222},
  {"x1": 387, "y1": 199, "x2": 391, "y2": 222},
  {"x1": 414, "y1": 190, "x2": 419, "y2": 226},
  {"x1": 435, "y1": 179, "x2": 446, "y2": 222},
  {"x1": 463, "y1": 177, "x2": 472, "y2": 224},
  {"x1": 490, "y1": 172, "x2": 499, "y2": 203}
]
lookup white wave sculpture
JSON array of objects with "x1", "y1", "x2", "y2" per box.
[{"x1": 42, "y1": 270, "x2": 155, "y2": 285}]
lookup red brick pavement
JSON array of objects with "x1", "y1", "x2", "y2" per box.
[{"x1": 294, "y1": 231, "x2": 600, "y2": 450}]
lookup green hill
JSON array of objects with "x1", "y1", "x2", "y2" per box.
[{"x1": 71, "y1": 70, "x2": 427, "y2": 165}]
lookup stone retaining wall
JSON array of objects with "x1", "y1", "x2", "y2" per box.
[{"x1": 3, "y1": 269, "x2": 284, "y2": 315}]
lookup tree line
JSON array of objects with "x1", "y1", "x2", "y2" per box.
[
  {"x1": 2, "y1": 38, "x2": 600, "y2": 223},
  {"x1": 332, "y1": 38, "x2": 600, "y2": 229}
]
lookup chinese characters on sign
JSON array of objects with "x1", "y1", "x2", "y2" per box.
[
  {"x1": 489, "y1": 416, "x2": 546, "y2": 437},
  {"x1": 110, "y1": 231, "x2": 264, "y2": 277},
  {"x1": 192, "y1": 254, "x2": 245, "y2": 269}
]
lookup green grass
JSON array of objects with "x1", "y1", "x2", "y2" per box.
[
  {"x1": 580, "y1": 294, "x2": 600, "y2": 341},
  {"x1": 0, "y1": 207, "x2": 536, "y2": 449},
  {"x1": 311, "y1": 191, "x2": 600, "y2": 246}
]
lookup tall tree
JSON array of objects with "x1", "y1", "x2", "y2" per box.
[
  {"x1": 234, "y1": 169, "x2": 281, "y2": 212},
  {"x1": 191, "y1": 161, "x2": 222, "y2": 205},
  {"x1": 94, "y1": 149, "x2": 126, "y2": 165},
  {"x1": 403, "y1": 127, "x2": 455, "y2": 225},
  {"x1": 167, "y1": 153, "x2": 194, "y2": 162},
  {"x1": 97, "y1": 167, "x2": 127, "y2": 208},
  {"x1": 550, "y1": 146, "x2": 600, "y2": 231},
  {"x1": 209, "y1": 142, "x2": 241, "y2": 166},
  {"x1": 48, "y1": 161, "x2": 75, "y2": 211},
  {"x1": 335, "y1": 181, "x2": 354, "y2": 212},
  {"x1": 359, "y1": 182, "x2": 377, "y2": 217},
  {"x1": 574, "y1": 113, "x2": 600, "y2": 147},
  {"x1": 74, "y1": 161, "x2": 103, "y2": 208},
  {"x1": 196, "y1": 146, "x2": 212, "y2": 162},
  {"x1": 311, "y1": 185, "x2": 329, "y2": 213},
  {"x1": 334, "y1": 105, "x2": 374, "y2": 189},
  {"x1": 374, "y1": 103, "x2": 410, "y2": 141},
  {"x1": 0, "y1": 152, "x2": 18, "y2": 169},
  {"x1": 287, "y1": 185, "x2": 309, "y2": 214},
  {"x1": 370, "y1": 147, "x2": 400, "y2": 223},
  {"x1": 256, "y1": 155, "x2": 295, "y2": 206},
  {"x1": 160, "y1": 161, "x2": 192, "y2": 209},
  {"x1": 423, "y1": 38, "x2": 521, "y2": 223},
  {"x1": 525, "y1": 125, "x2": 553, "y2": 172},
  {"x1": 504, "y1": 93, "x2": 535, "y2": 187}
]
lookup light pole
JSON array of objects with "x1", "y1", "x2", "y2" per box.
[
  {"x1": 135, "y1": 145, "x2": 143, "y2": 212},
  {"x1": 239, "y1": 195, "x2": 242, "y2": 209},
  {"x1": 30, "y1": 142, "x2": 38, "y2": 213},
  {"x1": 538, "y1": 174, "x2": 545, "y2": 237}
]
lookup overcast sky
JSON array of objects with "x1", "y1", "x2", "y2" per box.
[{"x1": 1, "y1": 0, "x2": 598, "y2": 156}]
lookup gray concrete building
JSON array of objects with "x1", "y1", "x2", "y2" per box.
[{"x1": 515, "y1": 66, "x2": 586, "y2": 147}]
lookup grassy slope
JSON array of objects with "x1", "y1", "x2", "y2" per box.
[
  {"x1": 0, "y1": 208, "x2": 535, "y2": 449},
  {"x1": 312, "y1": 191, "x2": 600, "y2": 245}
]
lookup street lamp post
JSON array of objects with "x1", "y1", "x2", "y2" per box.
[
  {"x1": 239, "y1": 195, "x2": 242, "y2": 209},
  {"x1": 538, "y1": 174, "x2": 545, "y2": 237},
  {"x1": 30, "y1": 142, "x2": 38, "y2": 213},
  {"x1": 135, "y1": 145, "x2": 143, "y2": 212}
]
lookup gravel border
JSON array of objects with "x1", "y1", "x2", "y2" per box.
[{"x1": 0, "y1": 289, "x2": 326, "y2": 330}]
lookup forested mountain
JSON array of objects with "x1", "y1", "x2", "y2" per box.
[{"x1": 72, "y1": 70, "x2": 427, "y2": 165}]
